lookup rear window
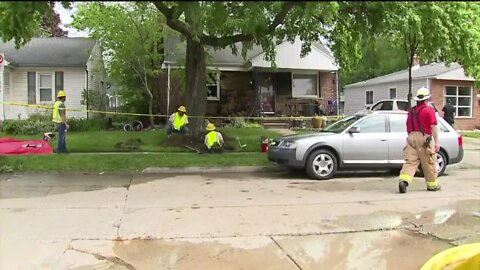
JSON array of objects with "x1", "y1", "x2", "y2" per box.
[
  {"x1": 397, "y1": 101, "x2": 409, "y2": 111},
  {"x1": 389, "y1": 114, "x2": 450, "y2": 133}
]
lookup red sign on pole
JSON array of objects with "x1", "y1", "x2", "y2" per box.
[{"x1": 0, "y1": 53, "x2": 4, "y2": 67}]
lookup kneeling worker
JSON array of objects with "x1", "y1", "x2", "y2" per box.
[
  {"x1": 204, "y1": 123, "x2": 224, "y2": 152},
  {"x1": 167, "y1": 106, "x2": 188, "y2": 136}
]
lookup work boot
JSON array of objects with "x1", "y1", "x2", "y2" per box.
[
  {"x1": 399, "y1": 181, "x2": 409, "y2": 194},
  {"x1": 427, "y1": 185, "x2": 441, "y2": 191}
]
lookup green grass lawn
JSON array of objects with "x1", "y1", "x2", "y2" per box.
[
  {"x1": 0, "y1": 153, "x2": 271, "y2": 173},
  {"x1": 1, "y1": 128, "x2": 283, "y2": 153},
  {"x1": 461, "y1": 132, "x2": 480, "y2": 138},
  {"x1": 0, "y1": 128, "x2": 283, "y2": 172}
]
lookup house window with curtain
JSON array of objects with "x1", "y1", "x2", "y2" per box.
[
  {"x1": 445, "y1": 85, "x2": 473, "y2": 117},
  {"x1": 292, "y1": 73, "x2": 318, "y2": 98},
  {"x1": 366, "y1": 90, "x2": 374, "y2": 105},
  {"x1": 206, "y1": 72, "x2": 220, "y2": 101}
]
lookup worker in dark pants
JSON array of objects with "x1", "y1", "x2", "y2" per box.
[
  {"x1": 442, "y1": 98, "x2": 455, "y2": 128},
  {"x1": 398, "y1": 87, "x2": 441, "y2": 193}
]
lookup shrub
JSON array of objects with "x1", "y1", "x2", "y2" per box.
[
  {"x1": 68, "y1": 118, "x2": 106, "y2": 132},
  {"x1": 1, "y1": 119, "x2": 53, "y2": 135}
]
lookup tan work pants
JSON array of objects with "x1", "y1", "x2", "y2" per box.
[{"x1": 399, "y1": 132, "x2": 439, "y2": 188}]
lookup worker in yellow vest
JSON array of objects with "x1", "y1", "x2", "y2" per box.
[
  {"x1": 52, "y1": 90, "x2": 69, "y2": 153},
  {"x1": 204, "y1": 123, "x2": 224, "y2": 152},
  {"x1": 167, "y1": 106, "x2": 189, "y2": 136}
]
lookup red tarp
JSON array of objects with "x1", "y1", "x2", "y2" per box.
[{"x1": 0, "y1": 138, "x2": 53, "y2": 155}]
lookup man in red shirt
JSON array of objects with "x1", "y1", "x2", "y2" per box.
[{"x1": 399, "y1": 87, "x2": 441, "y2": 193}]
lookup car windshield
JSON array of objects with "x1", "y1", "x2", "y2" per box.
[{"x1": 323, "y1": 115, "x2": 364, "y2": 133}]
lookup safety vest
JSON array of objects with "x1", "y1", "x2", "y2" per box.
[
  {"x1": 206, "y1": 131, "x2": 219, "y2": 149},
  {"x1": 52, "y1": 101, "x2": 64, "y2": 123},
  {"x1": 173, "y1": 112, "x2": 187, "y2": 130}
]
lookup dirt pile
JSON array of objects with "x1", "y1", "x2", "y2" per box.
[{"x1": 161, "y1": 134, "x2": 236, "y2": 153}]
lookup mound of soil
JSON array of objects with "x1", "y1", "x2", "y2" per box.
[
  {"x1": 161, "y1": 133, "x2": 236, "y2": 153},
  {"x1": 115, "y1": 138, "x2": 143, "y2": 151}
]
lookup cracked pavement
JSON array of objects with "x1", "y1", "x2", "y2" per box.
[{"x1": 0, "y1": 141, "x2": 479, "y2": 269}]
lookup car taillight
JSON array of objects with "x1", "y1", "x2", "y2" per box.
[{"x1": 458, "y1": 135, "x2": 463, "y2": 147}]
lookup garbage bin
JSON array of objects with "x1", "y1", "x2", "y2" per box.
[{"x1": 312, "y1": 117, "x2": 323, "y2": 128}]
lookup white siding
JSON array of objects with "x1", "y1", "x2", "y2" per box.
[
  {"x1": 344, "y1": 79, "x2": 428, "y2": 115},
  {"x1": 4, "y1": 67, "x2": 87, "y2": 119},
  {"x1": 250, "y1": 37, "x2": 338, "y2": 71}
]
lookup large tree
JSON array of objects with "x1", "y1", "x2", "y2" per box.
[
  {"x1": 70, "y1": 2, "x2": 165, "y2": 127},
  {"x1": 40, "y1": 4, "x2": 68, "y2": 37},
  {"x1": 152, "y1": 1, "x2": 395, "y2": 134},
  {"x1": 381, "y1": 1, "x2": 480, "y2": 107},
  {"x1": 342, "y1": 36, "x2": 407, "y2": 87}
]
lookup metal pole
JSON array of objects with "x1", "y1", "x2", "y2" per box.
[
  {"x1": 336, "y1": 70, "x2": 340, "y2": 115},
  {"x1": 167, "y1": 63, "x2": 171, "y2": 119},
  {"x1": 85, "y1": 68, "x2": 89, "y2": 120}
]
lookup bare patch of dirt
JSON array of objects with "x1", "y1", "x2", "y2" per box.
[{"x1": 161, "y1": 134, "x2": 236, "y2": 153}]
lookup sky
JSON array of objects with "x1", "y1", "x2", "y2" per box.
[{"x1": 54, "y1": 2, "x2": 89, "y2": 37}]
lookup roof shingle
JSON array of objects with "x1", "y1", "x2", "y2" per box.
[{"x1": 0, "y1": 37, "x2": 96, "y2": 67}]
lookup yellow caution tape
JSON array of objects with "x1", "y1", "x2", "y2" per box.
[{"x1": 0, "y1": 102, "x2": 345, "y2": 121}]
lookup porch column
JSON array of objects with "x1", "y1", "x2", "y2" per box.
[{"x1": 253, "y1": 70, "x2": 260, "y2": 117}]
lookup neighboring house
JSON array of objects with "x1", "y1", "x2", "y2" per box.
[
  {"x1": 344, "y1": 60, "x2": 480, "y2": 130},
  {"x1": 0, "y1": 37, "x2": 106, "y2": 120},
  {"x1": 162, "y1": 36, "x2": 339, "y2": 118}
]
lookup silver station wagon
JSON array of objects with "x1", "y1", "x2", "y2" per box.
[{"x1": 268, "y1": 111, "x2": 464, "y2": 180}]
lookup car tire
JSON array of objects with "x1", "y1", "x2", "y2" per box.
[
  {"x1": 417, "y1": 150, "x2": 447, "y2": 177},
  {"x1": 306, "y1": 149, "x2": 338, "y2": 180}
]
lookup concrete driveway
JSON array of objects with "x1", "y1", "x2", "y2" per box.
[{"x1": 0, "y1": 141, "x2": 479, "y2": 269}]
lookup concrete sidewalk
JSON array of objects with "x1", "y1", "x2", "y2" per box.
[{"x1": 1, "y1": 167, "x2": 479, "y2": 269}]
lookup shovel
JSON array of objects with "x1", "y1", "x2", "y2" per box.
[
  {"x1": 184, "y1": 145, "x2": 201, "y2": 154},
  {"x1": 236, "y1": 137, "x2": 247, "y2": 148}
]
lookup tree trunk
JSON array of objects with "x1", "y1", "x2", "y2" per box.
[
  {"x1": 185, "y1": 37, "x2": 206, "y2": 135},
  {"x1": 143, "y1": 74, "x2": 155, "y2": 127}
]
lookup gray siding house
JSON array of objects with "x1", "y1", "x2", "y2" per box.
[
  {"x1": 343, "y1": 62, "x2": 479, "y2": 130},
  {"x1": 0, "y1": 37, "x2": 106, "y2": 120}
]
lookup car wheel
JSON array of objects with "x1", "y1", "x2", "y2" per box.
[
  {"x1": 436, "y1": 150, "x2": 447, "y2": 176},
  {"x1": 306, "y1": 149, "x2": 337, "y2": 180},
  {"x1": 417, "y1": 150, "x2": 447, "y2": 177}
]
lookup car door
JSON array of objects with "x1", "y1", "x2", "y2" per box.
[
  {"x1": 387, "y1": 114, "x2": 409, "y2": 164},
  {"x1": 342, "y1": 115, "x2": 389, "y2": 164}
]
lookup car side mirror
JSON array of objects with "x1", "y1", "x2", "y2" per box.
[
  {"x1": 348, "y1": 126, "x2": 360, "y2": 134},
  {"x1": 366, "y1": 106, "x2": 371, "y2": 110}
]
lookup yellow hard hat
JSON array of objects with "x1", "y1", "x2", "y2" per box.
[
  {"x1": 57, "y1": 90, "x2": 66, "y2": 98},
  {"x1": 206, "y1": 123, "x2": 216, "y2": 131},
  {"x1": 178, "y1": 106, "x2": 187, "y2": 113},
  {"x1": 414, "y1": 87, "x2": 431, "y2": 101}
]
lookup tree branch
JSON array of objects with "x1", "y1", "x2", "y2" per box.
[
  {"x1": 201, "y1": 1, "x2": 306, "y2": 47},
  {"x1": 153, "y1": 1, "x2": 192, "y2": 38}
]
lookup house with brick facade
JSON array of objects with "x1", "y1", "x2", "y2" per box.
[
  {"x1": 162, "y1": 37, "x2": 340, "y2": 118},
  {"x1": 343, "y1": 60, "x2": 479, "y2": 130}
]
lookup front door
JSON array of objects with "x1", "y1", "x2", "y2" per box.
[
  {"x1": 259, "y1": 73, "x2": 275, "y2": 114},
  {"x1": 342, "y1": 115, "x2": 389, "y2": 164}
]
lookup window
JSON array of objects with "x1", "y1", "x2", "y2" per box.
[
  {"x1": 389, "y1": 88, "x2": 397, "y2": 99},
  {"x1": 445, "y1": 86, "x2": 473, "y2": 117},
  {"x1": 206, "y1": 72, "x2": 220, "y2": 101},
  {"x1": 38, "y1": 73, "x2": 54, "y2": 102},
  {"x1": 292, "y1": 73, "x2": 318, "y2": 98},
  {"x1": 397, "y1": 101, "x2": 409, "y2": 111},
  {"x1": 370, "y1": 101, "x2": 384, "y2": 111},
  {"x1": 353, "y1": 115, "x2": 386, "y2": 133},
  {"x1": 389, "y1": 114, "x2": 449, "y2": 133},
  {"x1": 365, "y1": 91, "x2": 373, "y2": 105}
]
